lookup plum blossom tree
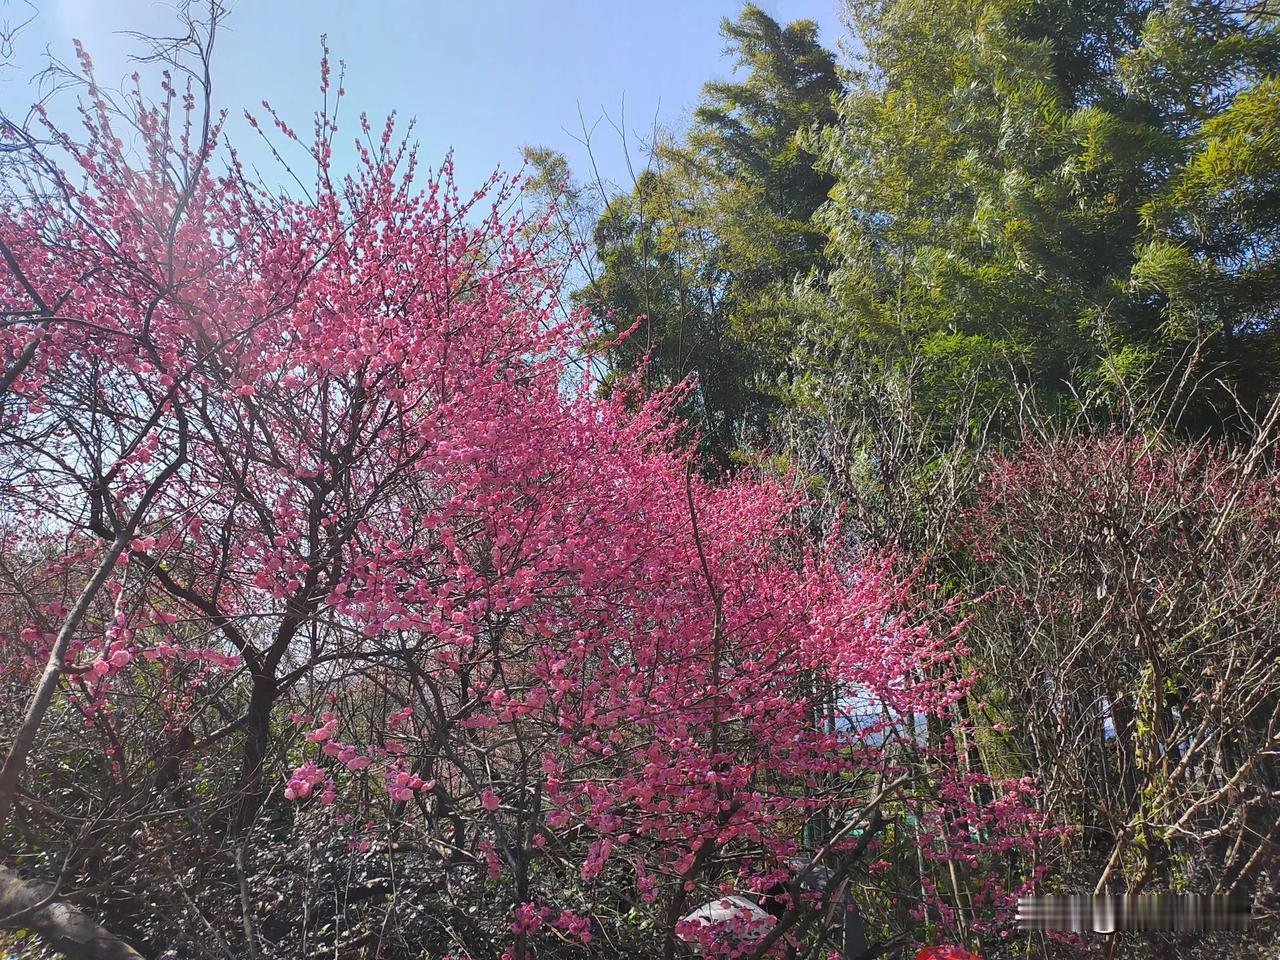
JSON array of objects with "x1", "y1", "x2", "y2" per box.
[{"x1": 0, "y1": 16, "x2": 1050, "y2": 960}]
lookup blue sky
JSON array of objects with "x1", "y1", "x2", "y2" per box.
[{"x1": 1, "y1": 1, "x2": 846, "y2": 193}]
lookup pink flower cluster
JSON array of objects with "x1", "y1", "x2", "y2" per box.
[
  {"x1": 283, "y1": 761, "x2": 331, "y2": 802},
  {"x1": 384, "y1": 765, "x2": 434, "y2": 802}
]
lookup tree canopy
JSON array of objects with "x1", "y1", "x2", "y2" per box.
[{"x1": 814, "y1": 0, "x2": 1280, "y2": 430}]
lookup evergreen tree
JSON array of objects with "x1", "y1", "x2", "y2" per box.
[
  {"x1": 813, "y1": 0, "x2": 1280, "y2": 430},
  {"x1": 576, "y1": 4, "x2": 841, "y2": 465},
  {"x1": 1129, "y1": 1, "x2": 1280, "y2": 417}
]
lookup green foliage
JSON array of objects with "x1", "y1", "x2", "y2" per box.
[
  {"x1": 814, "y1": 0, "x2": 1280, "y2": 431},
  {"x1": 573, "y1": 4, "x2": 841, "y2": 466},
  {"x1": 541, "y1": 0, "x2": 1280, "y2": 451}
]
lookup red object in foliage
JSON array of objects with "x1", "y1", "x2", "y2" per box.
[{"x1": 916, "y1": 947, "x2": 983, "y2": 960}]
